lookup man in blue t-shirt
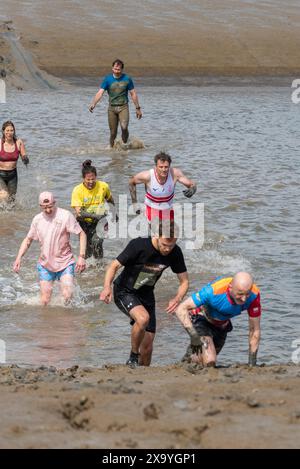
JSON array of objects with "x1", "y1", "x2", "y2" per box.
[
  {"x1": 173, "y1": 272, "x2": 261, "y2": 367},
  {"x1": 89, "y1": 59, "x2": 142, "y2": 148}
]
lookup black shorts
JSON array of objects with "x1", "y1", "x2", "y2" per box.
[
  {"x1": 0, "y1": 168, "x2": 18, "y2": 197},
  {"x1": 113, "y1": 283, "x2": 156, "y2": 333},
  {"x1": 191, "y1": 315, "x2": 233, "y2": 354}
]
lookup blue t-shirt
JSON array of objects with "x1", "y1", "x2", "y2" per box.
[
  {"x1": 100, "y1": 73, "x2": 134, "y2": 106},
  {"x1": 191, "y1": 276, "x2": 261, "y2": 322}
]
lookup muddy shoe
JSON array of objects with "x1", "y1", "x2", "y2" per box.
[{"x1": 126, "y1": 351, "x2": 139, "y2": 368}]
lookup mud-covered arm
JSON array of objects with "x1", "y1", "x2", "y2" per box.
[
  {"x1": 173, "y1": 168, "x2": 197, "y2": 197},
  {"x1": 129, "y1": 171, "x2": 150, "y2": 213},
  {"x1": 18, "y1": 139, "x2": 29, "y2": 165},
  {"x1": 129, "y1": 88, "x2": 142, "y2": 119},
  {"x1": 175, "y1": 296, "x2": 203, "y2": 347},
  {"x1": 248, "y1": 316, "x2": 261, "y2": 366}
]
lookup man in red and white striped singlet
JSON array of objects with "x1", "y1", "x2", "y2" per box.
[{"x1": 129, "y1": 152, "x2": 197, "y2": 222}]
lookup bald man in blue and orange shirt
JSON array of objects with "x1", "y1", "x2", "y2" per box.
[{"x1": 174, "y1": 272, "x2": 261, "y2": 367}]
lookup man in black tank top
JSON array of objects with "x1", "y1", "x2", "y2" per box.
[{"x1": 100, "y1": 221, "x2": 189, "y2": 367}]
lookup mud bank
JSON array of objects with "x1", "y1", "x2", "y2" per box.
[
  {"x1": 0, "y1": 363, "x2": 299, "y2": 448},
  {"x1": 0, "y1": 20, "x2": 64, "y2": 90},
  {"x1": 1, "y1": 1, "x2": 300, "y2": 89}
]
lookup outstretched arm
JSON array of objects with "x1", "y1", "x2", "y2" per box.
[
  {"x1": 17, "y1": 139, "x2": 29, "y2": 166},
  {"x1": 248, "y1": 316, "x2": 261, "y2": 366},
  {"x1": 89, "y1": 88, "x2": 105, "y2": 112},
  {"x1": 13, "y1": 237, "x2": 33, "y2": 272},
  {"x1": 175, "y1": 296, "x2": 203, "y2": 347},
  {"x1": 99, "y1": 259, "x2": 123, "y2": 303},
  {"x1": 106, "y1": 193, "x2": 119, "y2": 222},
  {"x1": 129, "y1": 89, "x2": 142, "y2": 119},
  {"x1": 129, "y1": 171, "x2": 150, "y2": 212},
  {"x1": 173, "y1": 168, "x2": 197, "y2": 198},
  {"x1": 166, "y1": 272, "x2": 189, "y2": 313},
  {"x1": 75, "y1": 231, "x2": 87, "y2": 273}
]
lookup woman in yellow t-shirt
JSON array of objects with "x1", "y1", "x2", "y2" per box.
[{"x1": 71, "y1": 159, "x2": 116, "y2": 259}]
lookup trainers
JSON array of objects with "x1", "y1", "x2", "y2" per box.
[{"x1": 126, "y1": 351, "x2": 139, "y2": 368}]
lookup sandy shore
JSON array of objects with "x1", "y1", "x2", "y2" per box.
[
  {"x1": 1, "y1": 1, "x2": 300, "y2": 89},
  {"x1": 0, "y1": 363, "x2": 299, "y2": 448}
]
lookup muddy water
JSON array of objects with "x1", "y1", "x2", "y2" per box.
[{"x1": 0, "y1": 82, "x2": 299, "y2": 367}]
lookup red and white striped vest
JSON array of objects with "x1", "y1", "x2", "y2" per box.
[{"x1": 145, "y1": 168, "x2": 175, "y2": 210}]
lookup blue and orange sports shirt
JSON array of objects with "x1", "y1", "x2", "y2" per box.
[{"x1": 191, "y1": 276, "x2": 261, "y2": 323}]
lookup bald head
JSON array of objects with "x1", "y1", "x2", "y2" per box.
[
  {"x1": 232, "y1": 272, "x2": 253, "y2": 290},
  {"x1": 229, "y1": 272, "x2": 254, "y2": 305}
]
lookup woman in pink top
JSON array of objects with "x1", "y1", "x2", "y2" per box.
[
  {"x1": 13, "y1": 192, "x2": 87, "y2": 306},
  {"x1": 0, "y1": 121, "x2": 29, "y2": 204}
]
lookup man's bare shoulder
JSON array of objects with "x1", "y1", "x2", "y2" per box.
[
  {"x1": 131, "y1": 169, "x2": 151, "y2": 183},
  {"x1": 173, "y1": 167, "x2": 184, "y2": 176},
  {"x1": 172, "y1": 167, "x2": 185, "y2": 180}
]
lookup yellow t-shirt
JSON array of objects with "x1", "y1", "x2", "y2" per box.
[{"x1": 71, "y1": 181, "x2": 112, "y2": 218}]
